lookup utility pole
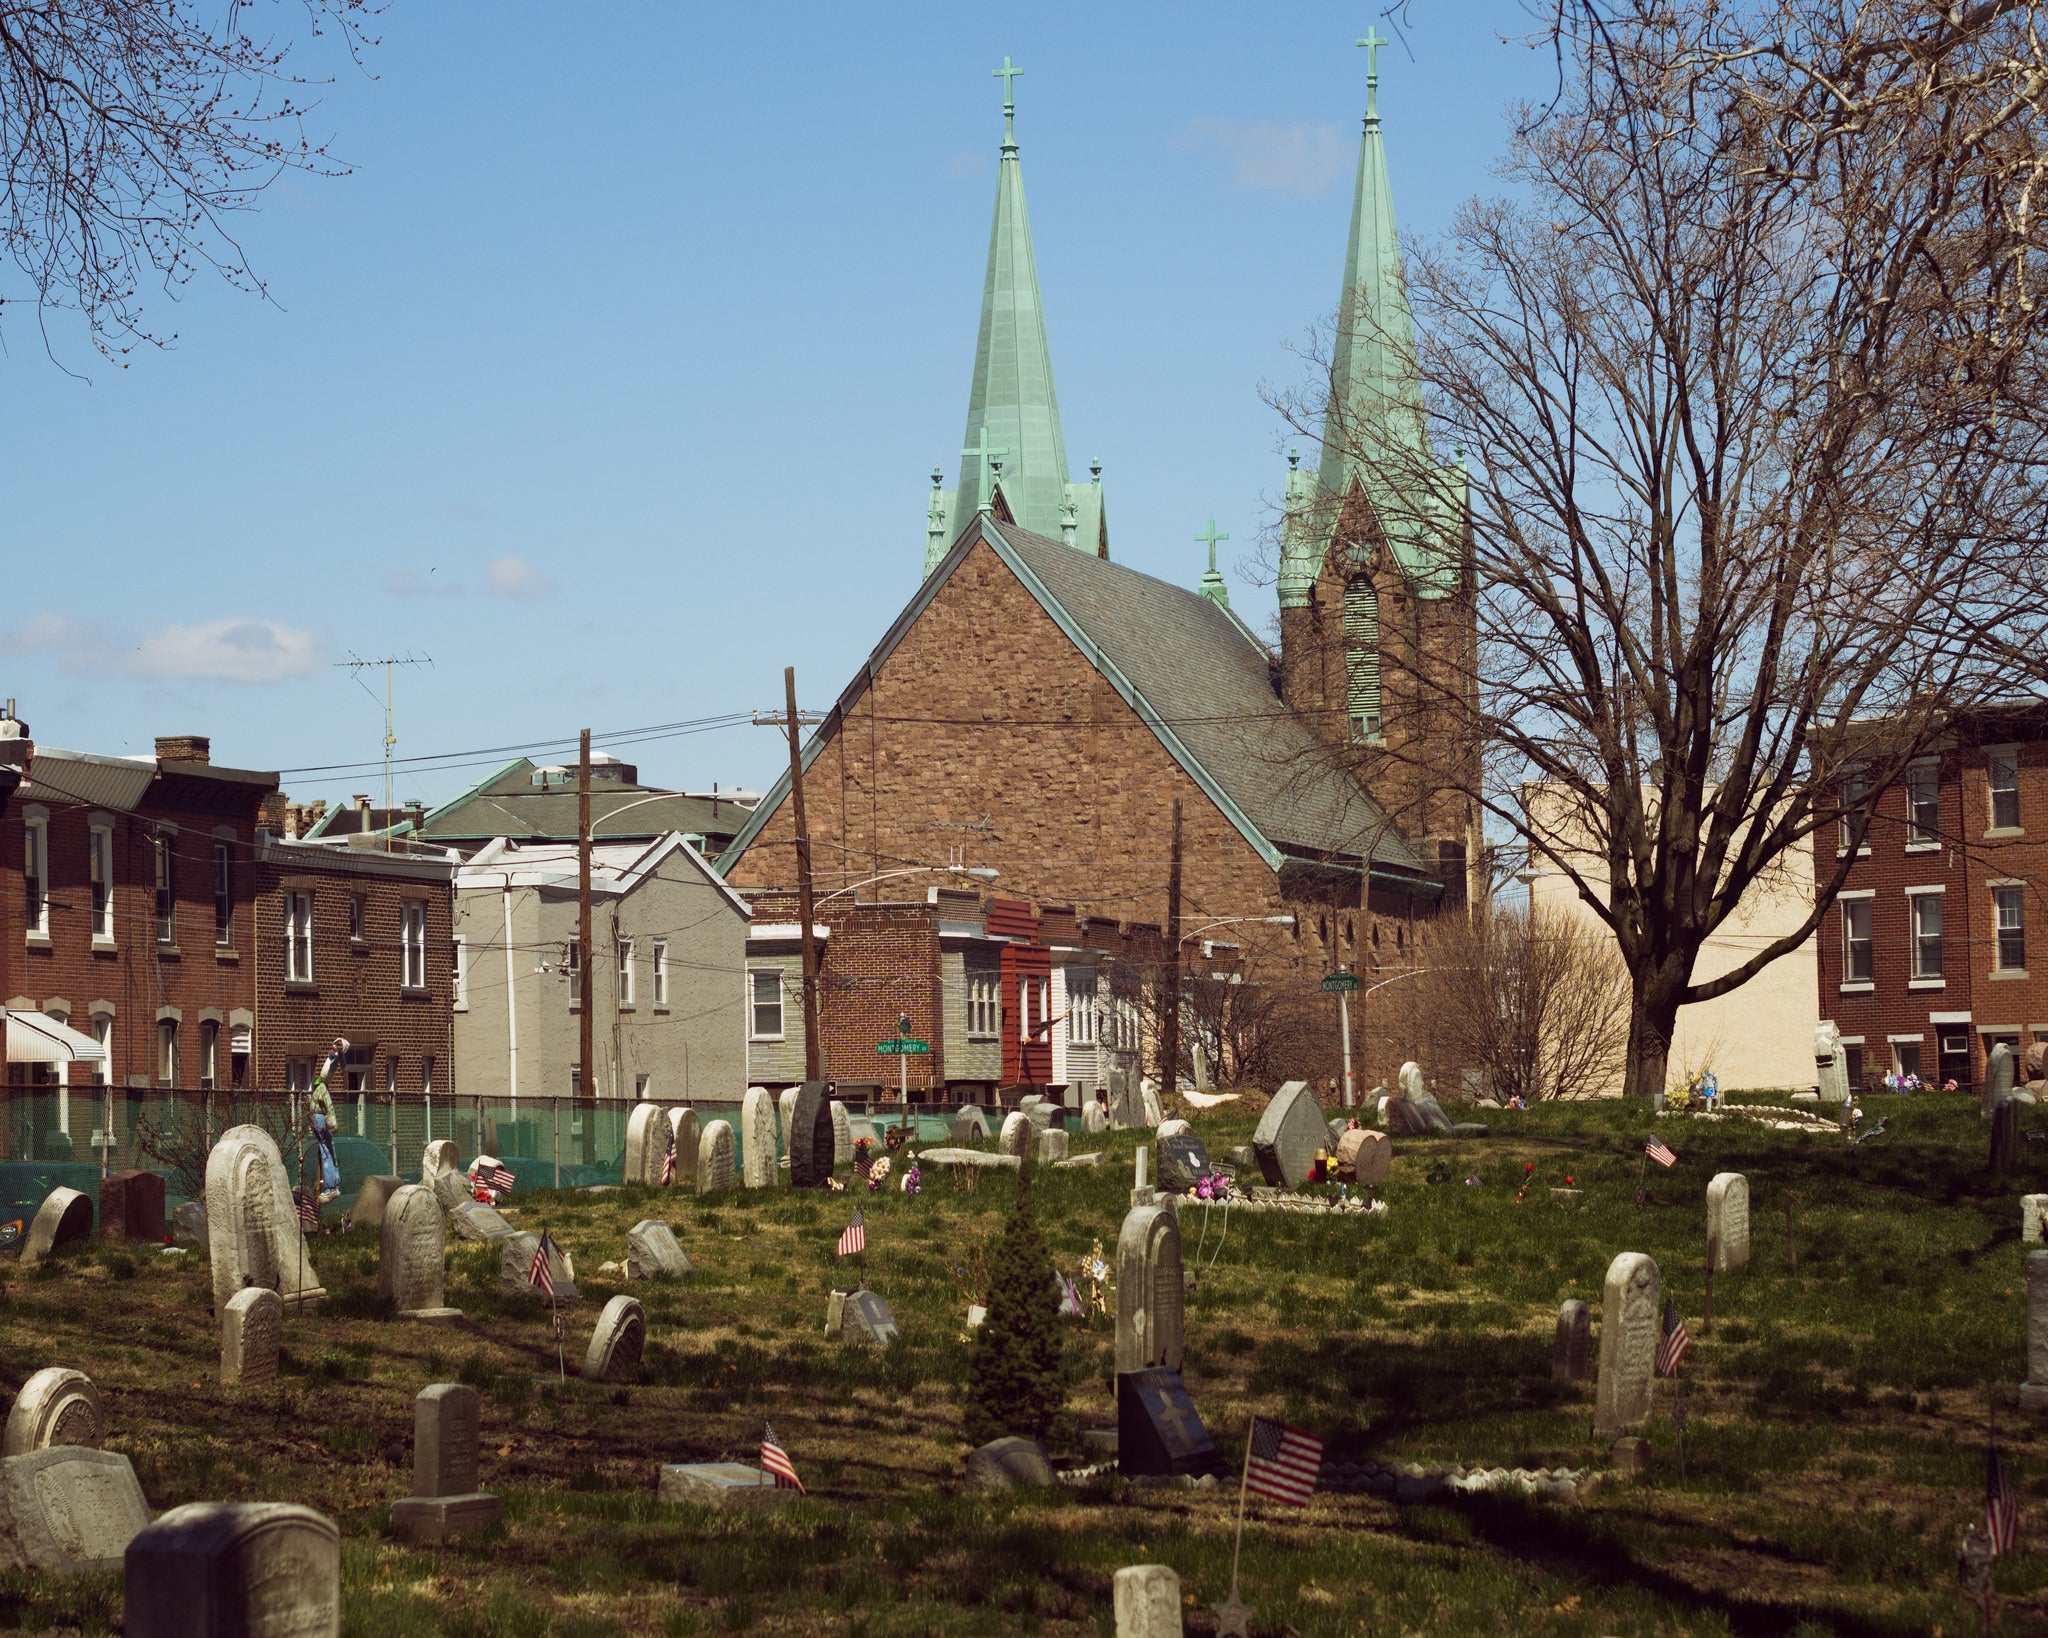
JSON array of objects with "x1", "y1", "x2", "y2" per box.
[
  {"x1": 578, "y1": 730, "x2": 595, "y2": 1133},
  {"x1": 785, "y1": 668, "x2": 822, "y2": 1081},
  {"x1": 1161, "y1": 797, "x2": 1183, "y2": 1099}
]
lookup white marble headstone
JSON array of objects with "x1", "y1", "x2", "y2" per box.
[{"x1": 1593, "y1": 1252, "x2": 1661, "y2": 1435}]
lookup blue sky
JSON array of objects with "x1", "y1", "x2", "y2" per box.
[{"x1": 1, "y1": 1, "x2": 1548, "y2": 810}]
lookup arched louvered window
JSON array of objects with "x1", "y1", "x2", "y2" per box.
[{"x1": 1343, "y1": 576, "x2": 1382, "y2": 742}]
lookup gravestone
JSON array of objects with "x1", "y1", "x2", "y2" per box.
[
  {"x1": 1108, "y1": 1076, "x2": 1145, "y2": 1130},
  {"x1": 0, "y1": 1446, "x2": 150, "y2": 1574},
  {"x1": 1140, "y1": 1079, "x2": 1164, "y2": 1126},
  {"x1": 1116, "y1": 1366, "x2": 1222, "y2": 1479},
  {"x1": 998, "y1": 1111, "x2": 1031, "y2": 1158},
  {"x1": 346, "y1": 1175, "x2": 404, "y2": 1231},
  {"x1": 124, "y1": 1502, "x2": 340, "y2": 1638},
  {"x1": 741, "y1": 1088, "x2": 778, "y2": 1188},
  {"x1": 965, "y1": 1436, "x2": 1055, "y2": 1492},
  {"x1": 830, "y1": 1100, "x2": 852, "y2": 1169},
  {"x1": 204, "y1": 1125, "x2": 324, "y2": 1312},
  {"x1": 840, "y1": 1289, "x2": 899, "y2": 1346},
  {"x1": 582, "y1": 1295, "x2": 647, "y2": 1383},
  {"x1": 220, "y1": 1287, "x2": 282, "y2": 1388},
  {"x1": 389, "y1": 1384, "x2": 500, "y2": 1542},
  {"x1": 1706, "y1": 1173, "x2": 1750, "y2": 1271},
  {"x1": 1251, "y1": 1081, "x2": 1324, "y2": 1187},
  {"x1": 430, "y1": 1170, "x2": 470, "y2": 1211},
  {"x1": 3, "y1": 1369, "x2": 102, "y2": 1456},
  {"x1": 778, "y1": 1086, "x2": 800, "y2": 1151},
  {"x1": 2024, "y1": 1195, "x2": 2048, "y2": 1246},
  {"x1": 377, "y1": 1185, "x2": 460, "y2": 1320},
  {"x1": 623, "y1": 1102, "x2": 666, "y2": 1187},
  {"x1": 446, "y1": 1200, "x2": 515, "y2": 1244},
  {"x1": 1018, "y1": 1097, "x2": 1054, "y2": 1134},
  {"x1": 1593, "y1": 1252, "x2": 1662, "y2": 1435},
  {"x1": 1116, "y1": 1204, "x2": 1184, "y2": 1374},
  {"x1": 1553, "y1": 1299, "x2": 1592, "y2": 1381},
  {"x1": 98, "y1": 1171, "x2": 165, "y2": 1242},
  {"x1": 420, "y1": 1140, "x2": 461, "y2": 1185},
  {"x1": 668, "y1": 1107, "x2": 700, "y2": 1180},
  {"x1": 1037, "y1": 1128, "x2": 1070, "y2": 1164},
  {"x1": 1397, "y1": 1062, "x2": 1455, "y2": 1133},
  {"x1": 952, "y1": 1105, "x2": 990, "y2": 1141},
  {"x1": 1082, "y1": 1101, "x2": 1108, "y2": 1135},
  {"x1": 2024, "y1": 1251, "x2": 2048, "y2": 1410},
  {"x1": 1113, "y1": 1563, "x2": 1183, "y2": 1638},
  {"x1": 1155, "y1": 1117, "x2": 1191, "y2": 1141},
  {"x1": 626, "y1": 1220, "x2": 692, "y2": 1280},
  {"x1": 171, "y1": 1201, "x2": 208, "y2": 1251},
  {"x1": 949, "y1": 1118, "x2": 981, "y2": 1146},
  {"x1": 1336, "y1": 1128, "x2": 1391, "y2": 1186},
  {"x1": 697, "y1": 1120, "x2": 736, "y2": 1193},
  {"x1": 20, "y1": 1188, "x2": 92, "y2": 1269},
  {"x1": 658, "y1": 1462, "x2": 793, "y2": 1510},
  {"x1": 787, "y1": 1082, "x2": 836, "y2": 1188},
  {"x1": 1154, "y1": 1134, "x2": 1212, "y2": 1196},
  {"x1": 1992, "y1": 1097, "x2": 2021, "y2": 1176},
  {"x1": 497, "y1": 1232, "x2": 577, "y2": 1303},
  {"x1": 1814, "y1": 1022, "x2": 1850, "y2": 1103},
  {"x1": 1986, "y1": 1043, "x2": 2018, "y2": 1117}
]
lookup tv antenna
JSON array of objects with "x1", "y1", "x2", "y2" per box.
[{"x1": 336, "y1": 653, "x2": 434, "y2": 850}]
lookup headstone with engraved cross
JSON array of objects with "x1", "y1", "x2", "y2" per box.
[{"x1": 1117, "y1": 1366, "x2": 1223, "y2": 1479}]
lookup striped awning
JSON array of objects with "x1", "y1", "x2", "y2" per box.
[{"x1": 5, "y1": 1012, "x2": 107, "y2": 1065}]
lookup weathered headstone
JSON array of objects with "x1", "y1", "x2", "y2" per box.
[
  {"x1": 1116, "y1": 1204, "x2": 1184, "y2": 1374},
  {"x1": 0, "y1": 1446, "x2": 150, "y2": 1574},
  {"x1": 420, "y1": 1140, "x2": 461, "y2": 1185},
  {"x1": 840, "y1": 1289, "x2": 899, "y2": 1346},
  {"x1": 1593, "y1": 1252, "x2": 1662, "y2": 1435},
  {"x1": 496, "y1": 1231, "x2": 577, "y2": 1302},
  {"x1": 19, "y1": 1187, "x2": 92, "y2": 1269},
  {"x1": 1117, "y1": 1366, "x2": 1221, "y2": 1478},
  {"x1": 430, "y1": 1169, "x2": 470, "y2": 1212},
  {"x1": 1986, "y1": 1042, "x2": 2018, "y2": 1117},
  {"x1": 697, "y1": 1119, "x2": 736, "y2": 1193},
  {"x1": 998, "y1": 1111, "x2": 1031, "y2": 1158},
  {"x1": 965, "y1": 1436, "x2": 1055, "y2": 1492},
  {"x1": 658, "y1": 1462, "x2": 792, "y2": 1510},
  {"x1": 446, "y1": 1200, "x2": 515, "y2": 1244},
  {"x1": 582, "y1": 1295, "x2": 647, "y2": 1382},
  {"x1": 377, "y1": 1185, "x2": 460, "y2": 1320},
  {"x1": 124, "y1": 1502, "x2": 340, "y2": 1638},
  {"x1": 668, "y1": 1107, "x2": 699, "y2": 1180},
  {"x1": 1154, "y1": 1133, "x2": 1212, "y2": 1195},
  {"x1": 952, "y1": 1105, "x2": 990, "y2": 1141},
  {"x1": 1335, "y1": 1127, "x2": 1391, "y2": 1186},
  {"x1": 829, "y1": 1100, "x2": 852, "y2": 1169},
  {"x1": 171, "y1": 1200, "x2": 208, "y2": 1250},
  {"x1": 2025, "y1": 1195, "x2": 2048, "y2": 1246},
  {"x1": 1706, "y1": 1173, "x2": 1750, "y2": 1271},
  {"x1": 626, "y1": 1220, "x2": 693, "y2": 1280},
  {"x1": 98, "y1": 1171, "x2": 166, "y2": 1243},
  {"x1": 1397, "y1": 1062, "x2": 1455, "y2": 1133},
  {"x1": 1251, "y1": 1081, "x2": 1324, "y2": 1187},
  {"x1": 1552, "y1": 1299, "x2": 1591, "y2": 1382},
  {"x1": 1155, "y1": 1117, "x2": 1192, "y2": 1141},
  {"x1": 623, "y1": 1102, "x2": 667, "y2": 1187},
  {"x1": 1082, "y1": 1101, "x2": 1108, "y2": 1135},
  {"x1": 787, "y1": 1082, "x2": 836, "y2": 1187},
  {"x1": 1037, "y1": 1127, "x2": 1070, "y2": 1164},
  {"x1": 220, "y1": 1287, "x2": 282, "y2": 1388},
  {"x1": 1814, "y1": 1022, "x2": 1850, "y2": 1104},
  {"x1": 777, "y1": 1086, "x2": 800, "y2": 1150},
  {"x1": 741, "y1": 1088, "x2": 779, "y2": 1188},
  {"x1": 1992, "y1": 1097, "x2": 2021, "y2": 1176},
  {"x1": 2, "y1": 1369, "x2": 102, "y2": 1456},
  {"x1": 389, "y1": 1384, "x2": 501, "y2": 1542},
  {"x1": 2024, "y1": 1251, "x2": 2048, "y2": 1411},
  {"x1": 204, "y1": 1125, "x2": 324, "y2": 1312},
  {"x1": 346, "y1": 1175, "x2": 404, "y2": 1231},
  {"x1": 1139, "y1": 1079, "x2": 1164, "y2": 1127},
  {"x1": 1113, "y1": 1564, "x2": 1183, "y2": 1638}
]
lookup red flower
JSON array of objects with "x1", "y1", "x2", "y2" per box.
[
  {"x1": 1565, "y1": 1176, "x2": 1575, "y2": 1185},
  {"x1": 1524, "y1": 1163, "x2": 1535, "y2": 1173}
]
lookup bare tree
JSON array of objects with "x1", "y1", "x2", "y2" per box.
[
  {"x1": 1, "y1": 1, "x2": 382, "y2": 361},
  {"x1": 1281, "y1": 1, "x2": 2048, "y2": 1097}
]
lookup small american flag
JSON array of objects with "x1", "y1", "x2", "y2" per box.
[
  {"x1": 761, "y1": 1421, "x2": 804, "y2": 1493},
  {"x1": 1244, "y1": 1415, "x2": 1322, "y2": 1507},
  {"x1": 528, "y1": 1232, "x2": 557, "y2": 1301},
  {"x1": 296, "y1": 1188, "x2": 319, "y2": 1232},
  {"x1": 1645, "y1": 1134, "x2": 1678, "y2": 1168},
  {"x1": 1988, "y1": 1445, "x2": 2018, "y2": 1554},
  {"x1": 836, "y1": 1209, "x2": 865, "y2": 1258},
  {"x1": 660, "y1": 1128, "x2": 676, "y2": 1187},
  {"x1": 487, "y1": 1163, "x2": 515, "y2": 1194},
  {"x1": 1656, "y1": 1297, "x2": 1691, "y2": 1376}
]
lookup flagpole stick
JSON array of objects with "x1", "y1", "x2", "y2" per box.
[{"x1": 1229, "y1": 1421, "x2": 1254, "y2": 1602}]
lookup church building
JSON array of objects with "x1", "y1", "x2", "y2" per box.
[{"x1": 719, "y1": 48, "x2": 1480, "y2": 1092}]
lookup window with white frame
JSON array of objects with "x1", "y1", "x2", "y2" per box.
[
  {"x1": 153, "y1": 831, "x2": 175, "y2": 943},
  {"x1": 1909, "y1": 890, "x2": 1944, "y2": 979},
  {"x1": 88, "y1": 823, "x2": 113, "y2": 940},
  {"x1": 401, "y1": 901, "x2": 427, "y2": 989},
  {"x1": 1995, "y1": 886, "x2": 2027, "y2": 972},
  {"x1": 200, "y1": 1020, "x2": 218, "y2": 1091},
  {"x1": 22, "y1": 812, "x2": 47, "y2": 938},
  {"x1": 1990, "y1": 747, "x2": 2021, "y2": 830},
  {"x1": 91, "y1": 1016, "x2": 111, "y2": 1087},
  {"x1": 1021, "y1": 975, "x2": 1047, "y2": 1044},
  {"x1": 348, "y1": 894, "x2": 367, "y2": 943},
  {"x1": 1067, "y1": 971, "x2": 1098, "y2": 1043},
  {"x1": 1841, "y1": 897, "x2": 1874, "y2": 984},
  {"x1": 617, "y1": 937, "x2": 635, "y2": 1006},
  {"x1": 214, "y1": 843, "x2": 233, "y2": 947},
  {"x1": 968, "y1": 968, "x2": 999, "y2": 1038},
  {"x1": 285, "y1": 891, "x2": 315, "y2": 983},
  {"x1": 1907, "y1": 761, "x2": 1940, "y2": 846},
  {"x1": 156, "y1": 1020, "x2": 177, "y2": 1086},
  {"x1": 451, "y1": 935, "x2": 468, "y2": 1009},
  {"x1": 422, "y1": 1055, "x2": 434, "y2": 1095},
  {"x1": 652, "y1": 940, "x2": 669, "y2": 1007},
  {"x1": 1839, "y1": 772, "x2": 1870, "y2": 850},
  {"x1": 749, "y1": 968, "x2": 785, "y2": 1039}
]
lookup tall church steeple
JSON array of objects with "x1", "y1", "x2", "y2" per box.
[{"x1": 923, "y1": 58, "x2": 1108, "y2": 577}]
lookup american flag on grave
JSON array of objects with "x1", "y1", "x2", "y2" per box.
[
  {"x1": 1244, "y1": 1415, "x2": 1322, "y2": 1507},
  {"x1": 486, "y1": 1162, "x2": 515, "y2": 1194},
  {"x1": 1645, "y1": 1134, "x2": 1678, "y2": 1168},
  {"x1": 528, "y1": 1231, "x2": 557, "y2": 1300},
  {"x1": 296, "y1": 1188, "x2": 320, "y2": 1232},
  {"x1": 660, "y1": 1127, "x2": 676, "y2": 1186},
  {"x1": 761, "y1": 1422, "x2": 805, "y2": 1493},
  {"x1": 836, "y1": 1209, "x2": 865, "y2": 1258},
  {"x1": 1988, "y1": 1444, "x2": 2018, "y2": 1555},
  {"x1": 1656, "y1": 1297, "x2": 1691, "y2": 1376}
]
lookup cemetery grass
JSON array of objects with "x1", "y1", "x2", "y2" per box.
[{"x1": 0, "y1": 1097, "x2": 2042, "y2": 1635}]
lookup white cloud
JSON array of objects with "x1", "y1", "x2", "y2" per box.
[
  {"x1": 483, "y1": 554, "x2": 552, "y2": 599},
  {"x1": 0, "y1": 614, "x2": 325, "y2": 682},
  {"x1": 1176, "y1": 118, "x2": 1350, "y2": 199},
  {"x1": 385, "y1": 568, "x2": 459, "y2": 597}
]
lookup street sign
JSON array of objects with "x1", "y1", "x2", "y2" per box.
[
  {"x1": 876, "y1": 1038, "x2": 932, "y2": 1055},
  {"x1": 1320, "y1": 973, "x2": 1361, "y2": 993}
]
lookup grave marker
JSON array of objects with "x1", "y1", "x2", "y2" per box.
[
  {"x1": 1037, "y1": 1128, "x2": 1070, "y2": 1164},
  {"x1": 496, "y1": 1232, "x2": 578, "y2": 1303},
  {"x1": 0, "y1": 1446, "x2": 150, "y2": 1574},
  {"x1": 204, "y1": 1125, "x2": 324, "y2": 1312},
  {"x1": 1335, "y1": 1128, "x2": 1390, "y2": 1186},
  {"x1": 582, "y1": 1295, "x2": 647, "y2": 1382},
  {"x1": 697, "y1": 1120, "x2": 736, "y2": 1192},
  {"x1": 2024, "y1": 1195, "x2": 2048, "y2": 1245},
  {"x1": 840, "y1": 1290, "x2": 900, "y2": 1346},
  {"x1": 420, "y1": 1140, "x2": 461, "y2": 1184},
  {"x1": 124, "y1": 1502, "x2": 339, "y2": 1638},
  {"x1": 446, "y1": 1200, "x2": 515, "y2": 1244},
  {"x1": 787, "y1": 1082, "x2": 836, "y2": 1188},
  {"x1": 1154, "y1": 1133, "x2": 1212, "y2": 1195},
  {"x1": 668, "y1": 1107, "x2": 700, "y2": 1179},
  {"x1": 2, "y1": 1368, "x2": 102, "y2": 1456},
  {"x1": 1116, "y1": 1366, "x2": 1222, "y2": 1479},
  {"x1": 1593, "y1": 1252, "x2": 1662, "y2": 1435},
  {"x1": 376, "y1": 1185, "x2": 461, "y2": 1320},
  {"x1": 19, "y1": 1188, "x2": 92, "y2": 1269},
  {"x1": 741, "y1": 1089, "x2": 778, "y2": 1188},
  {"x1": 220, "y1": 1287, "x2": 282, "y2": 1388},
  {"x1": 998, "y1": 1112, "x2": 1031, "y2": 1158},
  {"x1": 1113, "y1": 1563, "x2": 1184, "y2": 1638},
  {"x1": 98, "y1": 1171, "x2": 165, "y2": 1243},
  {"x1": 1552, "y1": 1300, "x2": 1591, "y2": 1381},
  {"x1": 346, "y1": 1175, "x2": 404, "y2": 1231},
  {"x1": 1116, "y1": 1204, "x2": 1184, "y2": 1374},
  {"x1": 1706, "y1": 1173, "x2": 1750, "y2": 1271},
  {"x1": 389, "y1": 1384, "x2": 501, "y2": 1542},
  {"x1": 1986, "y1": 1042, "x2": 2018, "y2": 1117},
  {"x1": 2023, "y1": 1250, "x2": 2048, "y2": 1410},
  {"x1": 623, "y1": 1103, "x2": 667, "y2": 1186},
  {"x1": 830, "y1": 1100, "x2": 852, "y2": 1169},
  {"x1": 1251, "y1": 1082, "x2": 1324, "y2": 1186},
  {"x1": 1992, "y1": 1097, "x2": 2021, "y2": 1176},
  {"x1": 658, "y1": 1462, "x2": 792, "y2": 1510},
  {"x1": 626, "y1": 1220, "x2": 693, "y2": 1280}
]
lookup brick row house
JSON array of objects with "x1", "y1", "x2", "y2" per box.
[{"x1": 1816, "y1": 702, "x2": 2048, "y2": 1091}]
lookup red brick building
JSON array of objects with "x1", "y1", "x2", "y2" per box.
[{"x1": 1816, "y1": 702, "x2": 2048, "y2": 1091}]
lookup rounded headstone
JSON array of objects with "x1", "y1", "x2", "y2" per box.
[
  {"x1": 1155, "y1": 1118, "x2": 1192, "y2": 1141},
  {"x1": 829, "y1": 1100, "x2": 852, "y2": 1168},
  {"x1": 1592, "y1": 1252, "x2": 1661, "y2": 1436},
  {"x1": 124, "y1": 1502, "x2": 340, "y2": 1638},
  {"x1": 965, "y1": 1437, "x2": 1055, "y2": 1492},
  {"x1": 997, "y1": 1111, "x2": 1031, "y2": 1157},
  {"x1": 788, "y1": 1083, "x2": 836, "y2": 1188},
  {"x1": 20, "y1": 1187, "x2": 93, "y2": 1268},
  {"x1": 697, "y1": 1120, "x2": 736, "y2": 1193},
  {"x1": 378, "y1": 1185, "x2": 456, "y2": 1317},
  {"x1": 623, "y1": 1102, "x2": 666, "y2": 1186},
  {"x1": 1335, "y1": 1128, "x2": 1390, "y2": 1186},
  {"x1": 420, "y1": 1140, "x2": 461, "y2": 1184},
  {"x1": 1706, "y1": 1172, "x2": 1750, "y2": 1271},
  {"x1": 668, "y1": 1108, "x2": 700, "y2": 1179},
  {"x1": 1113, "y1": 1564, "x2": 1182, "y2": 1638},
  {"x1": 220, "y1": 1287, "x2": 283, "y2": 1388},
  {"x1": 952, "y1": 1106, "x2": 990, "y2": 1141},
  {"x1": 1115, "y1": 1203, "x2": 1184, "y2": 1375},
  {"x1": 3, "y1": 1367, "x2": 103, "y2": 1456},
  {"x1": 741, "y1": 1088, "x2": 778, "y2": 1188},
  {"x1": 1037, "y1": 1127, "x2": 1070, "y2": 1164},
  {"x1": 583, "y1": 1295, "x2": 647, "y2": 1383}
]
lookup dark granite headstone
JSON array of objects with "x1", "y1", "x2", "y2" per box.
[
  {"x1": 99, "y1": 1171, "x2": 165, "y2": 1242},
  {"x1": 1117, "y1": 1367, "x2": 1225, "y2": 1478},
  {"x1": 788, "y1": 1081, "x2": 836, "y2": 1188},
  {"x1": 840, "y1": 1290, "x2": 899, "y2": 1346},
  {"x1": 1154, "y1": 1134, "x2": 1213, "y2": 1195},
  {"x1": 1992, "y1": 1097, "x2": 2021, "y2": 1176}
]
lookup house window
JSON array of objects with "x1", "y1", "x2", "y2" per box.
[
  {"x1": 1893, "y1": 1039, "x2": 1923, "y2": 1079},
  {"x1": 1841, "y1": 898, "x2": 1874, "y2": 984},
  {"x1": 1068, "y1": 971, "x2": 1098, "y2": 1044},
  {"x1": 1909, "y1": 890, "x2": 1944, "y2": 979},
  {"x1": 153, "y1": 832, "x2": 175, "y2": 943},
  {"x1": 348, "y1": 894, "x2": 367, "y2": 943},
  {"x1": 617, "y1": 937, "x2": 635, "y2": 1007},
  {"x1": 1907, "y1": 762, "x2": 1940, "y2": 846},
  {"x1": 652, "y1": 940, "x2": 669, "y2": 1007},
  {"x1": 286, "y1": 1058, "x2": 311, "y2": 1092},
  {"x1": 285, "y1": 891, "x2": 315, "y2": 983},
  {"x1": 749, "y1": 969, "x2": 785, "y2": 1040},
  {"x1": 1839, "y1": 773, "x2": 1870, "y2": 850},
  {"x1": 88, "y1": 825, "x2": 113, "y2": 940},
  {"x1": 565, "y1": 938, "x2": 580, "y2": 979},
  {"x1": 156, "y1": 1021, "x2": 177, "y2": 1087},
  {"x1": 214, "y1": 843, "x2": 233, "y2": 947},
  {"x1": 22, "y1": 814, "x2": 47, "y2": 938},
  {"x1": 401, "y1": 901, "x2": 427, "y2": 990},
  {"x1": 1343, "y1": 576, "x2": 1382, "y2": 741},
  {"x1": 1844, "y1": 1042, "x2": 1864, "y2": 1090},
  {"x1": 452, "y1": 935, "x2": 468, "y2": 1009},
  {"x1": 1990, "y1": 748, "x2": 2021, "y2": 830},
  {"x1": 968, "y1": 969, "x2": 999, "y2": 1038},
  {"x1": 1995, "y1": 886, "x2": 2027, "y2": 972},
  {"x1": 91, "y1": 1016, "x2": 112, "y2": 1087},
  {"x1": 421, "y1": 1055, "x2": 434, "y2": 1095},
  {"x1": 1940, "y1": 1031, "x2": 1972, "y2": 1089},
  {"x1": 199, "y1": 1020, "x2": 218, "y2": 1091},
  {"x1": 386, "y1": 1057, "x2": 398, "y2": 1094}
]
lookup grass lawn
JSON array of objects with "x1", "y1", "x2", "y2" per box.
[{"x1": 0, "y1": 1092, "x2": 2040, "y2": 1635}]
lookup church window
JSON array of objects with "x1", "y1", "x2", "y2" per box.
[{"x1": 1344, "y1": 576, "x2": 1383, "y2": 742}]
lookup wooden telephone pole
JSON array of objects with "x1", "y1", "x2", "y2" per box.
[
  {"x1": 578, "y1": 730, "x2": 595, "y2": 1109},
  {"x1": 1160, "y1": 797, "x2": 1183, "y2": 1098},
  {"x1": 784, "y1": 668, "x2": 822, "y2": 1081}
]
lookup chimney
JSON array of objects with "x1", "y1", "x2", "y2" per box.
[
  {"x1": 156, "y1": 734, "x2": 211, "y2": 764},
  {"x1": 257, "y1": 792, "x2": 288, "y2": 835},
  {"x1": 354, "y1": 794, "x2": 373, "y2": 832}
]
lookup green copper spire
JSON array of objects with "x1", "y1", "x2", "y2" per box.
[{"x1": 1196, "y1": 519, "x2": 1231, "y2": 609}]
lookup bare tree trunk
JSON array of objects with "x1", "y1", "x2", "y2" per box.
[{"x1": 1621, "y1": 964, "x2": 1687, "y2": 1101}]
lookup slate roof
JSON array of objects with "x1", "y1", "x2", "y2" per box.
[{"x1": 414, "y1": 759, "x2": 754, "y2": 855}]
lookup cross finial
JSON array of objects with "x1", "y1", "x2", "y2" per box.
[
  {"x1": 961, "y1": 424, "x2": 1009, "y2": 513},
  {"x1": 1357, "y1": 25, "x2": 1388, "y2": 121},
  {"x1": 993, "y1": 54, "x2": 1023, "y2": 146},
  {"x1": 1196, "y1": 519, "x2": 1230, "y2": 574}
]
